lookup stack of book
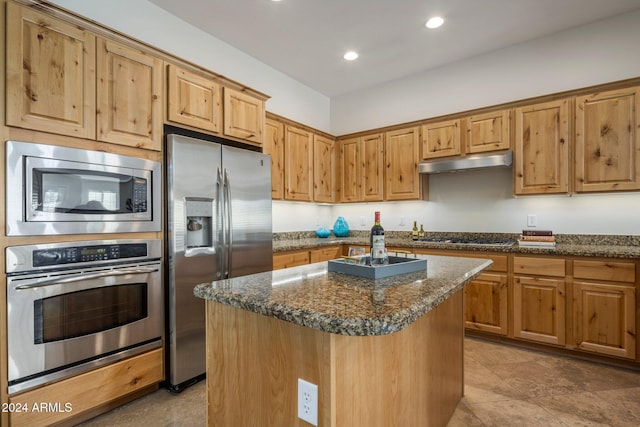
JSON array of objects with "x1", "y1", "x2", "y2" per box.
[{"x1": 518, "y1": 230, "x2": 556, "y2": 248}]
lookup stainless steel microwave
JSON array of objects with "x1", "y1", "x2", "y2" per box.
[{"x1": 6, "y1": 140, "x2": 162, "y2": 235}]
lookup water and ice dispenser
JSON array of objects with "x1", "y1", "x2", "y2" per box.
[{"x1": 185, "y1": 198, "x2": 215, "y2": 252}]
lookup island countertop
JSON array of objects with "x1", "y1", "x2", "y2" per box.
[{"x1": 194, "y1": 255, "x2": 492, "y2": 336}]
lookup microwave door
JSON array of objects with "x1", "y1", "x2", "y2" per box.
[{"x1": 24, "y1": 156, "x2": 151, "y2": 223}]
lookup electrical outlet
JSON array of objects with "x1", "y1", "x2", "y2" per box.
[
  {"x1": 297, "y1": 378, "x2": 318, "y2": 426},
  {"x1": 360, "y1": 216, "x2": 366, "y2": 226},
  {"x1": 399, "y1": 215, "x2": 405, "y2": 226},
  {"x1": 527, "y1": 214, "x2": 537, "y2": 227}
]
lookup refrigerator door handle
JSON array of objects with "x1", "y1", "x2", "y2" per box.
[
  {"x1": 216, "y1": 167, "x2": 224, "y2": 279},
  {"x1": 223, "y1": 168, "x2": 233, "y2": 278}
]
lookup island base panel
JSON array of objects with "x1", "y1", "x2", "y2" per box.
[{"x1": 205, "y1": 290, "x2": 463, "y2": 426}]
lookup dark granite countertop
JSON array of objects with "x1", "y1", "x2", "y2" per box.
[
  {"x1": 273, "y1": 232, "x2": 640, "y2": 259},
  {"x1": 194, "y1": 255, "x2": 492, "y2": 336}
]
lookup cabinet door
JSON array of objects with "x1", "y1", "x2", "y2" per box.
[
  {"x1": 575, "y1": 86, "x2": 640, "y2": 192},
  {"x1": 223, "y1": 87, "x2": 265, "y2": 144},
  {"x1": 97, "y1": 38, "x2": 163, "y2": 151},
  {"x1": 420, "y1": 119, "x2": 461, "y2": 159},
  {"x1": 313, "y1": 135, "x2": 335, "y2": 203},
  {"x1": 309, "y1": 246, "x2": 341, "y2": 263},
  {"x1": 514, "y1": 99, "x2": 570, "y2": 195},
  {"x1": 273, "y1": 250, "x2": 310, "y2": 270},
  {"x1": 264, "y1": 118, "x2": 285, "y2": 200},
  {"x1": 385, "y1": 127, "x2": 422, "y2": 200},
  {"x1": 338, "y1": 137, "x2": 362, "y2": 202},
  {"x1": 513, "y1": 276, "x2": 566, "y2": 346},
  {"x1": 573, "y1": 281, "x2": 636, "y2": 359},
  {"x1": 6, "y1": 2, "x2": 96, "y2": 139},
  {"x1": 166, "y1": 64, "x2": 221, "y2": 133},
  {"x1": 362, "y1": 133, "x2": 385, "y2": 201},
  {"x1": 465, "y1": 110, "x2": 511, "y2": 154},
  {"x1": 284, "y1": 126, "x2": 313, "y2": 201},
  {"x1": 464, "y1": 273, "x2": 508, "y2": 335}
]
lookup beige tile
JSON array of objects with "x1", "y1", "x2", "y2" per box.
[
  {"x1": 77, "y1": 381, "x2": 206, "y2": 427},
  {"x1": 465, "y1": 337, "x2": 542, "y2": 367},
  {"x1": 534, "y1": 356, "x2": 640, "y2": 393},
  {"x1": 488, "y1": 359, "x2": 586, "y2": 399},
  {"x1": 466, "y1": 399, "x2": 568, "y2": 427},
  {"x1": 532, "y1": 390, "x2": 637, "y2": 427},
  {"x1": 464, "y1": 358, "x2": 529, "y2": 403},
  {"x1": 447, "y1": 399, "x2": 486, "y2": 427},
  {"x1": 593, "y1": 387, "x2": 640, "y2": 425}
]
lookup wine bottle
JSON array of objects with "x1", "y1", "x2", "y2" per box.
[
  {"x1": 412, "y1": 221, "x2": 419, "y2": 241},
  {"x1": 418, "y1": 224, "x2": 425, "y2": 239},
  {"x1": 370, "y1": 211, "x2": 385, "y2": 265}
]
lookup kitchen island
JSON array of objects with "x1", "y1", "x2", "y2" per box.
[{"x1": 194, "y1": 255, "x2": 492, "y2": 427}]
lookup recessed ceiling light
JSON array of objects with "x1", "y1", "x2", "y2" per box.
[
  {"x1": 425, "y1": 16, "x2": 444, "y2": 29},
  {"x1": 343, "y1": 51, "x2": 359, "y2": 61}
]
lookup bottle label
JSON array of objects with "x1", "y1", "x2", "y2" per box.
[{"x1": 372, "y1": 235, "x2": 385, "y2": 258}]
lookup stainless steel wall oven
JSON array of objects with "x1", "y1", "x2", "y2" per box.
[
  {"x1": 5, "y1": 140, "x2": 161, "y2": 235},
  {"x1": 5, "y1": 239, "x2": 163, "y2": 395}
]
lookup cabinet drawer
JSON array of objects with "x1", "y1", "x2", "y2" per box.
[
  {"x1": 413, "y1": 249, "x2": 507, "y2": 272},
  {"x1": 309, "y1": 246, "x2": 341, "y2": 263},
  {"x1": 9, "y1": 348, "x2": 163, "y2": 427},
  {"x1": 460, "y1": 253, "x2": 508, "y2": 272},
  {"x1": 574, "y1": 260, "x2": 636, "y2": 283},
  {"x1": 273, "y1": 251, "x2": 310, "y2": 270},
  {"x1": 514, "y1": 256, "x2": 565, "y2": 277}
]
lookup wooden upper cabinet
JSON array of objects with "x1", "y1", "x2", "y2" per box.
[
  {"x1": 338, "y1": 133, "x2": 384, "y2": 202},
  {"x1": 97, "y1": 38, "x2": 163, "y2": 151},
  {"x1": 264, "y1": 118, "x2": 285, "y2": 200},
  {"x1": 514, "y1": 99, "x2": 570, "y2": 195},
  {"x1": 575, "y1": 86, "x2": 640, "y2": 193},
  {"x1": 313, "y1": 134, "x2": 335, "y2": 203},
  {"x1": 338, "y1": 137, "x2": 361, "y2": 202},
  {"x1": 464, "y1": 110, "x2": 511, "y2": 154},
  {"x1": 420, "y1": 119, "x2": 461, "y2": 159},
  {"x1": 166, "y1": 64, "x2": 221, "y2": 133},
  {"x1": 361, "y1": 133, "x2": 385, "y2": 201},
  {"x1": 385, "y1": 127, "x2": 423, "y2": 200},
  {"x1": 6, "y1": 2, "x2": 96, "y2": 139},
  {"x1": 223, "y1": 87, "x2": 265, "y2": 145},
  {"x1": 284, "y1": 125, "x2": 313, "y2": 201}
]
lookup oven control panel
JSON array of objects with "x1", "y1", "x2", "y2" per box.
[{"x1": 33, "y1": 243, "x2": 148, "y2": 267}]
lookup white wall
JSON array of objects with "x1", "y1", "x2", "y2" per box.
[
  {"x1": 330, "y1": 169, "x2": 640, "y2": 236},
  {"x1": 331, "y1": 9, "x2": 640, "y2": 135}
]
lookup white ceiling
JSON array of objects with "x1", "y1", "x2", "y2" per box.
[{"x1": 148, "y1": 0, "x2": 640, "y2": 97}]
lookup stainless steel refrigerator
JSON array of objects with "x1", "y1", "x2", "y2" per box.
[{"x1": 165, "y1": 133, "x2": 272, "y2": 392}]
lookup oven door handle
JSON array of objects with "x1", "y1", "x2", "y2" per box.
[{"x1": 14, "y1": 266, "x2": 160, "y2": 290}]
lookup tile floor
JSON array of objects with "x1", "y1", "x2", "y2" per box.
[{"x1": 78, "y1": 337, "x2": 640, "y2": 426}]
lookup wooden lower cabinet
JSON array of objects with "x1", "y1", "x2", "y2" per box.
[
  {"x1": 273, "y1": 247, "x2": 639, "y2": 365},
  {"x1": 512, "y1": 255, "x2": 566, "y2": 345},
  {"x1": 309, "y1": 246, "x2": 341, "y2": 263},
  {"x1": 513, "y1": 276, "x2": 566, "y2": 346},
  {"x1": 465, "y1": 273, "x2": 508, "y2": 335},
  {"x1": 273, "y1": 250, "x2": 310, "y2": 270},
  {"x1": 274, "y1": 246, "x2": 342, "y2": 270},
  {"x1": 573, "y1": 281, "x2": 636, "y2": 359},
  {"x1": 8, "y1": 348, "x2": 163, "y2": 427},
  {"x1": 206, "y1": 291, "x2": 464, "y2": 426},
  {"x1": 572, "y1": 259, "x2": 637, "y2": 360}
]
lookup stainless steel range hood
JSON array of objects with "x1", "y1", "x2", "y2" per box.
[{"x1": 419, "y1": 150, "x2": 512, "y2": 174}]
